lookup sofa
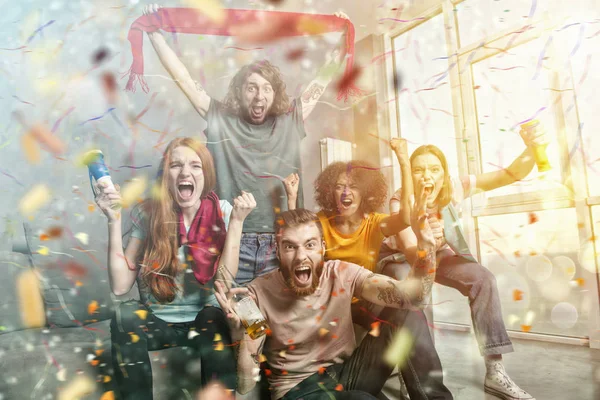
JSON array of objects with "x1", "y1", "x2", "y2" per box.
[{"x1": 0, "y1": 220, "x2": 261, "y2": 400}]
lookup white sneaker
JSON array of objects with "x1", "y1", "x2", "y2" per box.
[{"x1": 484, "y1": 372, "x2": 535, "y2": 400}]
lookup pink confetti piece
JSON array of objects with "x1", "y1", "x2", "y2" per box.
[
  {"x1": 0, "y1": 46, "x2": 27, "y2": 51},
  {"x1": 51, "y1": 107, "x2": 75, "y2": 133},
  {"x1": 0, "y1": 167, "x2": 25, "y2": 186},
  {"x1": 12, "y1": 94, "x2": 35, "y2": 106},
  {"x1": 134, "y1": 92, "x2": 158, "y2": 121},
  {"x1": 378, "y1": 17, "x2": 426, "y2": 23},
  {"x1": 224, "y1": 46, "x2": 264, "y2": 51}
]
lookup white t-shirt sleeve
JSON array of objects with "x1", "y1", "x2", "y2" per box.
[
  {"x1": 451, "y1": 174, "x2": 477, "y2": 204},
  {"x1": 219, "y1": 200, "x2": 233, "y2": 231}
]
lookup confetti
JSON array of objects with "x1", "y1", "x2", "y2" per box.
[
  {"x1": 183, "y1": 0, "x2": 225, "y2": 24},
  {"x1": 22, "y1": 132, "x2": 41, "y2": 164},
  {"x1": 532, "y1": 36, "x2": 553, "y2": 80},
  {"x1": 27, "y1": 20, "x2": 56, "y2": 44},
  {"x1": 369, "y1": 321, "x2": 381, "y2": 337},
  {"x1": 214, "y1": 333, "x2": 222, "y2": 342},
  {"x1": 214, "y1": 341, "x2": 224, "y2": 351},
  {"x1": 74, "y1": 232, "x2": 89, "y2": 245},
  {"x1": 79, "y1": 107, "x2": 116, "y2": 126},
  {"x1": 134, "y1": 310, "x2": 148, "y2": 320},
  {"x1": 120, "y1": 177, "x2": 147, "y2": 208},
  {"x1": 188, "y1": 330, "x2": 200, "y2": 340},
  {"x1": 0, "y1": 167, "x2": 25, "y2": 186},
  {"x1": 512, "y1": 289, "x2": 524, "y2": 301},
  {"x1": 318, "y1": 328, "x2": 329, "y2": 337},
  {"x1": 19, "y1": 184, "x2": 51, "y2": 216},
  {"x1": 383, "y1": 327, "x2": 413, "y2": 368},
  {"x1": 56, "y1": 368, "x2": 67, "y2": 382},
  {"x1": 58, "y1": 375, "x2": 96, "y2": 400},
  {"x1": 92, "y1": 47, "x2": 110, "y2": 65},
  {"x1": 100, "y1": 391, "x2": 115, "y2": 400},
  {"x1": 130, "y1": 333, "x2": 140, "y2": 343},
  {"x1": 17, "y1": 269, "x2": 46, "y2": 328},
  {"x1": 87, "y1": 300, "x2": 99, "y2": 315}
]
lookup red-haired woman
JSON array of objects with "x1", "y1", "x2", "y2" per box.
[{"x1": 95, "y1": 137, "x2": 256, "y2": 399}]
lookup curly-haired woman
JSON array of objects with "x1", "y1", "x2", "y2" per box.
[
  {"x1": 297, "y1": 149, "x2": 454, "y2": 400},
  {"x1": 94, "y1": 137, "x2": 256, "y2": 399}
]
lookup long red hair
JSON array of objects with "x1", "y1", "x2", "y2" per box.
[{"x1": 138, "y1": 137, "x2": 216, "y2": 303}]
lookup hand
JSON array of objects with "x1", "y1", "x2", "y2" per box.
[
  {"x1": 390, "y1": 138, "x2": 408, "y2": 158},
  {"x1": 410, "y1": 179, "x2": 435, "y2": 250},
  {"x1": 283, "y1": 173, "x2": 300, "y2": 199},
  {"x1": 143, "y1": 3, "x2": 162, "y2": 17},
  {"x1": 323, "y1": 12, "x2": 350, "y2": 66},
  {"x1": 214, "y1": 281, "x2": 248, "y2": 337},
  {"x1": 231, "y1": 191, "x2": 256, "y2": 222},
  {"x1": 519, "y1": 123, "x2": 548, "y2": 148},
  {"x1": 94, "y1": 181, "x2": 122, "y2": 222}
]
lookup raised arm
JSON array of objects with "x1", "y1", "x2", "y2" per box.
[
  {"x1": 216, "y1": 192, "x2": 256, "y2": 290},
  {"x1": 283, "y1": 173, "x2": 300, "y2": 211},
  {"x1": 379, "y1": 138, "x2": 413, "y2": 237},
  {"x1": 360, "y1": 182, "x2": 436, "y2": 306},
  {"x1": 214, "y1": 282, "x2": 266, "y2": 394},
  {"x1": 94, "y1": 182, "x2": 140, "y2": 296},
  {"x1": 143, "y1": 4, "x2": 211, "y2": 119},
  {"x1": 471, "y1": 123, "x2": 546, "y2": 193},
  {"x1": 300, "y1": 11, "x2": 350, "y2": 120}
]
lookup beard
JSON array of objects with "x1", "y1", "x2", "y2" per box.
[{"x1": 281, "y1": 261, "x2": 324, "y2": 297}]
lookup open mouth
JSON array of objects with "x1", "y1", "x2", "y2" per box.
[
  {"x1": 294, "y1": 264, "x2": 312, "y2": 286},
  {"x1": 340, "y1": 197, "x2": 353, "y2": 209},
  {"x1": 423, "y1": 183, "x2": 434, "y2": 196},
  {"x1": 250, "y1": 105, "x2": 265, "y2": 120},
  {"x1": 177, "y1": 182, "x2": 194, "y2": 200}
]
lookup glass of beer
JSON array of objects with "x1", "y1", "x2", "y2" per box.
[
  {"x1": 520, "y1": 120, "x2": 551, "y2": 172},
  {"x1": 232, "y1": 292, "x2": 269, "y2": 340}
]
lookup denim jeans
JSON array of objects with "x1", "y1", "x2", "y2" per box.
[
  {"x1": 378, "y1": 244, "x2": 514, "y2": 356},
  {"x1": 109, "y1": 301, "x2": 236, "y2": 400},
  {"x1": 235, "y1": 232, "x2": 279, "y2": 285},
  {"x1": 435, "y1": 248, "x2": 513, "y2": 355},
  {"x1": 282, "y1": 304, "x2": 453, "y2": 400}
]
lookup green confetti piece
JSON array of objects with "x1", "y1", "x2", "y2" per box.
[
  {"x1": 0, "y1": 326, "x2": 6, "y2": 332},
  {"x1": 500, "y1": 129, "x2": 506, "y2": 132},
  {"x1": 384, "y1": 327, "x2": 414, "y2": 368}
]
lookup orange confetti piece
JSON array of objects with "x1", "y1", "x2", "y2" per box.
[
  {"x1": 40, "y1": 234, "x2": 50, "y2": 241},
  {"x1": 281, "y1": 370, "x2": 288, "y2": 376},
  {"x1": 319, "y1": 328, "x2": 329, "y2": 337},
  {"x1": 528, "y1": 212, "x2": 539, "y2": 224},
  {"x1": 87, "y1": 300, "x2": 99, "y2": 315},
  {"x1": 87, "y1": 204, "x2": 95, "y2": 213},
  {"x1": 29, "y1": 123, "x2": 66, "y2": 155},
  {"x1": 335, "y1": 384, "x2": 344, "y2": 391},
  {"x1": 100, "y1": 390, "x2": 115, "y2": 400},
  {"x1": 265, "y1": 328, "x2": 272, "y2": 336},
  {"x1": 369, "y1": 321, "x2": 381, "y2": 337},
  {"x1": 22, "y1": 132, "x2": 41, "y2": 164},
  {"x1": 513, "y1": 289, "x2": 523, "y2": 301},
  {"x1": 75, "y1": 281, "x2": 83, "y2": 287},
  {"x1": 259, "y1": 354, "x2": 267, "y2": 363},
  {"x1": 318, "y1": 367, "x2": 326, "y2": 374},
  {"x1": 17, "y1": 269, "x2": 46, "y2": 328},
  {"x1": 514, "y1": 251, "x2": 521, "y2": 257},
  {"x1": 90, "y1": 359, "x2": 99, "y2": 367},
  {"x1": 521, "y1": 325, "x2": 532, "y2": 332},
  {"x1": 574, "y1": 278, "x2": 585, "y2": 287},
  {"x1": 417, "y1": 250, "x2": 427, "y2": 259},
  {"x1": 95, "y1": 349, "x2": 104, "y2": 356},
  {"x1": 264, "y1": 369, "x2": 272, "y2": 377}
]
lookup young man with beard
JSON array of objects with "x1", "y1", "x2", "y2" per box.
[
  {"x1": 143, "y1": 4, "x2": 349, "y2": 285},
  {"x1": 214, "y1": 185, "x2": 454, "y2": 400}
]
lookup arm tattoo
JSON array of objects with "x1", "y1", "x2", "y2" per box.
[
  {"x1": 413, "y1": 249, "x2": 437, "y2": 302},
  {"x1": 301, "y1": 83, "x2": 324, "y2": 103},
  {"x1": 194, "y1": 80, "x2": 205, "y2": 93},
  {"x1": 377, "y1": 280, "x2": 411, "y2": 309}
]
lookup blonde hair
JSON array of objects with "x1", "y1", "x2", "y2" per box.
[{"x1": 410, "y1": 145, "x2": 453, "y2": 208}]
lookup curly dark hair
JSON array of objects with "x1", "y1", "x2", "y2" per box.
[
  {"x1": 314, "y1": 160, "x2": 388, "y2": 215},
  {"x1": 222, "y1": 60, "x2": 291, "y2": 117}
]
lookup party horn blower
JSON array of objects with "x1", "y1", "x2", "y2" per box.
[
  {"x1": 521, "y1": 119, "x2": 551, "y2": 172},
  {"x1": 83, "y1": 150, "x2": 115, "y2": 192}
]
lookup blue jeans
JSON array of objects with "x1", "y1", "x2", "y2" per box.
[
  {"x1": 235, "y1": 233, "x2": 279, "y2": 285},
  {"x1": 378, "y1": 244, "x2": 514, "y2": 356}
]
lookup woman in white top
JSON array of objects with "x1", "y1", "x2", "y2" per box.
[
  {"x1": 379, "y1": 126, "x2": 546, "y2": 400},
  {"x1": 95, "y1": 137, "x2": 256, "y2": 399}
]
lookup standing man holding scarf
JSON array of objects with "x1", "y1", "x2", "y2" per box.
[{"x1": 128, "y1": 4, "x2": 357, "y2": 285}]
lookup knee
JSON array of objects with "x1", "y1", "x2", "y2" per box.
[
  {"x1": 382, "y1": 261, "x2": 411, "y2": 281},
  {"x1": 110, "y1": 300, "x2": 147, "y2": 335},
  {"x1": 194, "y1": 306, "x2": 229, "y2": 333},
  {"x1": 471, "y1": 266, "x2": 497, "y2": 296}
]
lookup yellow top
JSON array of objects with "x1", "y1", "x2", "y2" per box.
[{"x1": 317, "y1": 211, "x2": 388, "y2": 272}]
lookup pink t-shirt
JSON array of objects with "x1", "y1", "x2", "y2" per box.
[{"x1": 248, "y1": 260, "x2": 372, "y2": 399}]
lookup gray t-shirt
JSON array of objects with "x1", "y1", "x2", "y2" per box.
[
  {"x1": 130, "y1": 200, "x2": 232, "y2": 323},
  {"x1": 205, "y1": 99, "x2": 306, "y2": 232}
]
